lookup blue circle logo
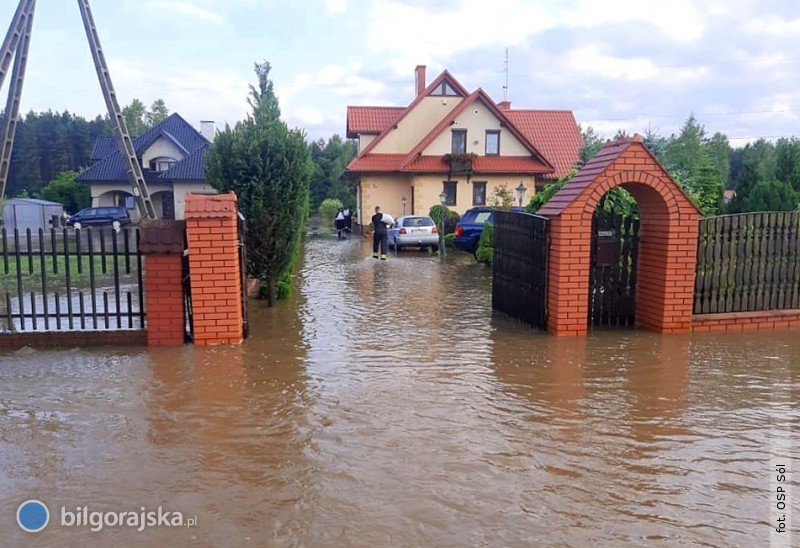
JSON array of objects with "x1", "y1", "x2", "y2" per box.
[{"x1": 16, "y1": 500, "x2": 49, "y2": 533}]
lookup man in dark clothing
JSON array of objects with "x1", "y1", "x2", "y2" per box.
[{"x1": 372, "y1": 206, "x2": 388, "y2": 260}]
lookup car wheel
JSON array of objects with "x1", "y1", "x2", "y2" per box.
[
  {"x1": 73, "y1": 222, "x2": 82, "y2": 231},
  {"x1": 112, "y1": 220, "x2": 121, "y2": 232}
]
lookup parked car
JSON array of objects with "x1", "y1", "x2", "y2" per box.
[
  {"x1": 66, "y1": 206, "x2": 131, "y2": 229},
  {"x1": 388, "y1": 215, "x2": 440, "y2": 251},
  {"x1": 452, "y1": 206, "x2": 525, "y2": 256}
]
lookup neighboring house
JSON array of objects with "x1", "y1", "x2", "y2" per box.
[
  {"x1": 345, "y1": 66, "x2": 583, "y2": 226},
  {"x1": 78, "y1": 114, "x2": 217, "y2": 220},
  {"x1": 1, "y1": 198, "x2": 63, "y2": 232}
]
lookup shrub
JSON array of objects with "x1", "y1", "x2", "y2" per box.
[
  {"x1": 319, "y1": 198, "x2": 343, "y2": 228},
  {"x1": 444, "y1": 233, "x2": 455, "y2": 248},
  {"x1": 475, "y1": 222, "x2": 493, "y2": 265},
  {"x1": 429, "y1": 204, "x2": 460, "y2": 234}
]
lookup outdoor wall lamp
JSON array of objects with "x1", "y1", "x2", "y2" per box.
[{"x1": 516, "y1": 182, "x2": 528, "y2": 207}]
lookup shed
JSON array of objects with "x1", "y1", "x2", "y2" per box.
[{"x1": 1, "y1": 198, "x2": 65, "y2": 233}]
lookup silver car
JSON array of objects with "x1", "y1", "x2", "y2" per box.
[{"x1": 389, "y1": 215, "x2": 440, "y2": 251}]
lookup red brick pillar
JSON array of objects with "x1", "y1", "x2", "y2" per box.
[
  {"x1": 140, "y1": 220, "x2": 186, "y2": 347},
  {"x1": 184, "y1": 192, "x2": 244, "y2": 346}
]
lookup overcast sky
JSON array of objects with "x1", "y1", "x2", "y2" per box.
[{"x1": 2, "y1": 0, "x2": 798, "y2": 147}]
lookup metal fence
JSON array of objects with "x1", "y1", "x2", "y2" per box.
[
  {"x1": 694, "y1": 212, "x2": 800, "y2": 314},
  {"x1": 492, "y1": 210, "x2": 549, "y2": 329},
  {"x1": 1, "y1": 226, "x2": 145, "y2": 332}
]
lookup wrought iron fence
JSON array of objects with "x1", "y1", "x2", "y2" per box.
[
  {"x1": 1, "y1": 226, "x2": 145, "y2": 332},
  {"x1": 694, "y1": 212, "x2": 800, "y2": 314}
]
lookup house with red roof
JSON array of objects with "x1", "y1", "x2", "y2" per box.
[{"x1": 345, "y1": 66, "x2": 583, "y2": 226}]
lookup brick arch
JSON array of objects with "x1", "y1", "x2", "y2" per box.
[{"x1": 538, "y1": 136, "x2": 701, "y2": 336}]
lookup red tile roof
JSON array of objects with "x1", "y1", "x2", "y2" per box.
[
  {"x1": 538, "y1": 139, "x2": 632, "y2": 217},
  {"x1": 185, "y1": 192, "x2": 238, "y2": 219},
  {"x1": 346, "y1": 106, "x2": 405, "y2": 138},
  {"x1": 345, "y1": 69, "x2": 582, "y2": 179},
  {"x1": 504, "y1": 110, "x2": 583, "y2": 179},
  {"x1": 348, "y1": 154, "x2": 551, "y2": 174},
  {"x1": 347, "y1": 154, "x2": 407, "y2": 172}
]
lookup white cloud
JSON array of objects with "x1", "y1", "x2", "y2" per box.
[
  {"x1": 143, "y1": 1, "x2": 224, "y2": 25},
  {"x1": 325, "y1": 0, "x2": 348, "y2": 14},
  {"x1": 295, "y1": 107, "x2": 325, "y2": 125},
  {"x1": 744, "y1": 16, "x2": 800, "y2": 35},
  {"x1": 566, "y1": 0, "x2": 705, "y2": 42},
  {"x1": 365, "y1": 0, "x2": 554, "y2": 73}
]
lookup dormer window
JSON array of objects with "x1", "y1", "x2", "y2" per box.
[{"x1": 150, "y1": 157, "x2": 178, "y2": 172}]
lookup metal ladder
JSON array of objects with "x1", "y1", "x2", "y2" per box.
[{"x1": 0, "y1": 0, "x2": 157, "y2": 220}]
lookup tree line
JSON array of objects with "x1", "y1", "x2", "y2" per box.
[{"x1": 579, "y1": 115, "x2": 800, "y2": 216}]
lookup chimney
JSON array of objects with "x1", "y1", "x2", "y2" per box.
[
  {"x1": 415, "y1": 65, "x2": 427, "y2": 96},
  {"x1": 200, "y1": 120, "x2": 216, "y2": 142},
  {"x1": 498, "y1": 101, "x2": 511, "y2": 111}
]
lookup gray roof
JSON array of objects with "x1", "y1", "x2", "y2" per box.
[
  {"x1": 161, "y1": 146, "x2": 209, "y2": 181},
  {"x1": 78, "y1": 113, "x2": 210, "y2": 183},
  {"x1": 6, "y1": 198, "x2": 64, "y2": 207},
  {"x1": 90, "y1": 137, "x2": 116, "y2": 161}
]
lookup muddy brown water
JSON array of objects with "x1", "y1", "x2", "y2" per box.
[{"x1": 1, "y1": 235, "x2": 798, "y2": 547}]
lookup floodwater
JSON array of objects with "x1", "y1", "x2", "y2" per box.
[{"x1": 1, "y1": 235, "x2": 798, "y2": 547}]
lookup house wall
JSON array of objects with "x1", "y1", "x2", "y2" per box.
[
  {"x1": 422, "y1": 103, "x2": 530, "y2": 156},
  {"x1": 371, "y1": 97, "x2": 463, "y2": 154},
  {"x1": 357, "y1": 174, "x2": 412, "y2": 225},
  {"x1": 174, "y1": 182, "x2": 217, "y2": 220},
  {"x1": 359, "y1": 134, "x2": 376, "y2": 152},
  {"x1": 141, "y1": 137, "x2": 186, "y2": 168},
  {"x1": 411, "y1": 174, "x2": 537, "y2": 216}
]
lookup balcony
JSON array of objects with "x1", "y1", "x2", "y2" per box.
[{"x1": 444, "y1": 153, "x2": 476, "y2": 175}]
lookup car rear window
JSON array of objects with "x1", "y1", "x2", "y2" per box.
[
  {"x1": 405, "y1": 217, "x2": 434, "y2": 227},
  {"x1": 473, "y1": 212, "x2": 492, "y2": 224}
]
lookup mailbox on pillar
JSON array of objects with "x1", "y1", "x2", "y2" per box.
[{"x1": 595, "y1": 228, "x2": 619, "y2": 266}]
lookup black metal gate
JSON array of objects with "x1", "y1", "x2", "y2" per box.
[
  {"x1": 589, "y1": 208, "x2": 639, "y2": 328},
  {"x1": 182, "y1": 229, "x2": 193, "y2": 342},
  {"x1": 492, "y1": 210, "x2": 549, "y2": 329}
]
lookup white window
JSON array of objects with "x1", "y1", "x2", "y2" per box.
[{"x1": 150, "y1": 157, "x2": 178, "y2": 172}]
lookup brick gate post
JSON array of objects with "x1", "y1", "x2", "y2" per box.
[
  {"x1": 184, "y1": 192, "x2": 244, "y2": 346},
  {"x1": 139, "y1": 219, "x2": 186, "y2": 347}
]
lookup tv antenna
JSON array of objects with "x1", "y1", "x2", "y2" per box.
[
  {"x1": 0, "y1": 0, "x2": 157, "y2": 220},
  {"x1": 503, "y1": 47, "x2": 509, "y2": 103}
]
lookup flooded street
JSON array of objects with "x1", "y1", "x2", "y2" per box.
[{"x1": 1, "y1": 235, "x2": 799, "y2": 547}]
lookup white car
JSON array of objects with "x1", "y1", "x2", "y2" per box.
[{"x1": 388, "y1": 215, "x2": 440, "y2": 251}]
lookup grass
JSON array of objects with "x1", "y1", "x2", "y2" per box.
[{"x1": 0, "y1": 254, "x2": 142, "y2": 292}]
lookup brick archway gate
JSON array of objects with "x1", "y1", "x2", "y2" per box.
[{"x1": 538, "y1": 135, "x2": 701, "y2": 336}]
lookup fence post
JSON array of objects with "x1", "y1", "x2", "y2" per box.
[
  {"x1": 139, "y1": 220, "x2": 186, "y2": 346},
  {"x1": 184, "y1": 192, "x2": 244, "y2": 346}
]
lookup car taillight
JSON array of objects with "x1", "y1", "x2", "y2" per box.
[
  {"x1": 455, "y1": 226, "x2": 463, "y2": 237},
  {"x1": 399, "y1": 228, "x2": 407, "y2": 235},
  {"x1": 432, "y1": 226, "x2": 438, "y2": 234}
]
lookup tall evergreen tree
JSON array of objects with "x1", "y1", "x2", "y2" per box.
[{"x1": 206, "y1": 61, "x2": 312, "y2": 305}]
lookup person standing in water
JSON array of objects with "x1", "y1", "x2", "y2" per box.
[{"x1": 372, "y1": 206, "x2": 389, "y2": 260}]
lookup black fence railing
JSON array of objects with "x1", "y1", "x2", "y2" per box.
[
  {"x1": 492, "y1": 210, "x2": 549, "y2": 329},
  {"x1": 694, "y1": 212, "x2": 800, "y2": 314},
  {"x1": 1, "y1": 227, "x2": 145, "y2": 332}
]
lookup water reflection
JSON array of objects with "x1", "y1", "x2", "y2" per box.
[{"x1": 0, "y1": 236, "x2": 798, "y2": 546}]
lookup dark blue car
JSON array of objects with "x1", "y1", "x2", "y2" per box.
[{"x1": 453, "y1": 206, "x2": 525, "y2": 256}]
